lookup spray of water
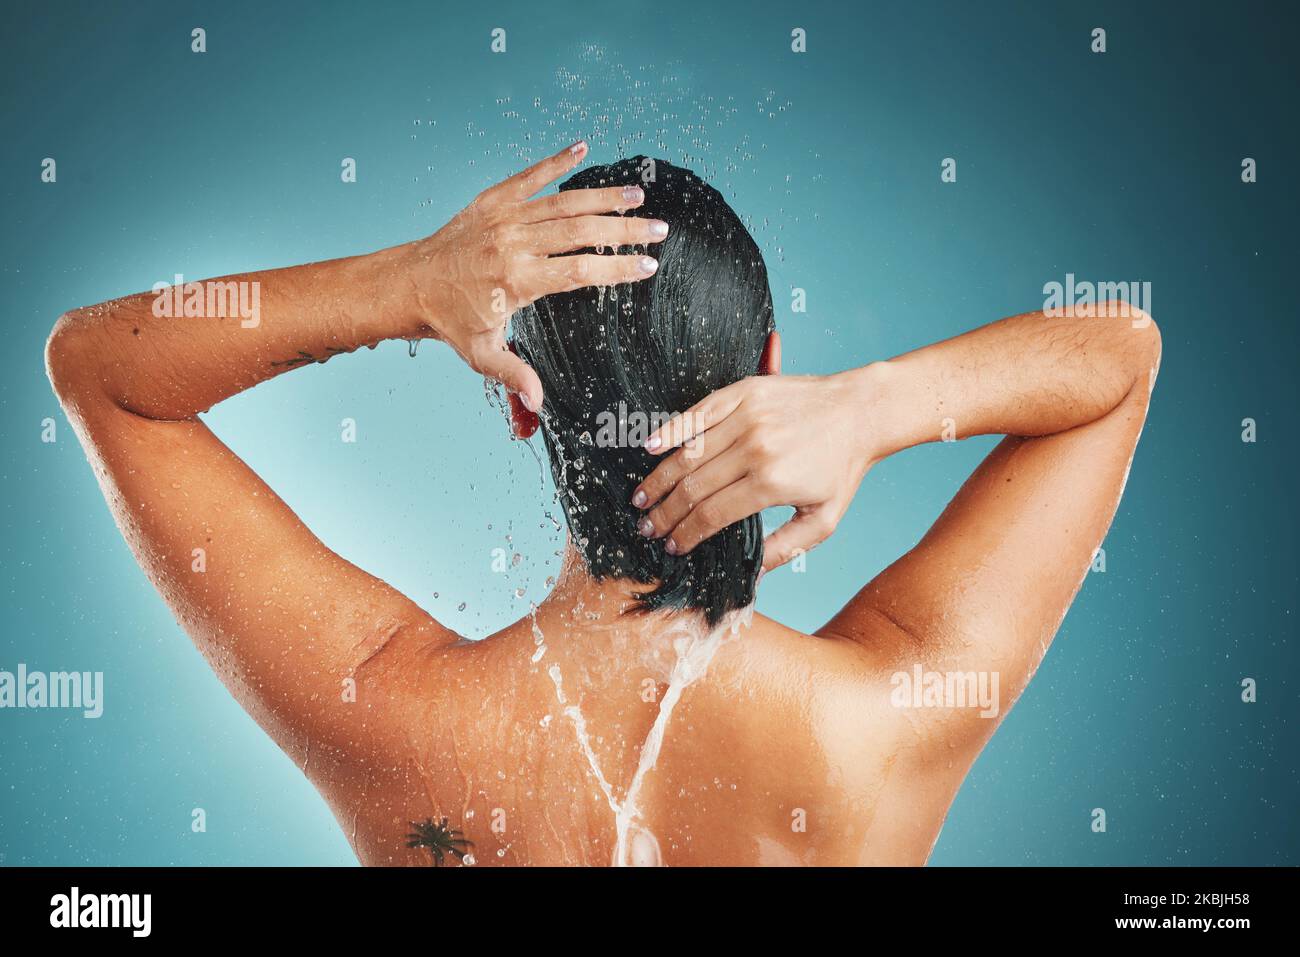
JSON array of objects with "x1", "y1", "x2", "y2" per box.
[
  {"x1": 536, "y1": 602, "x2": 753, "y2": 866},
  {"x1": 415, "y1": 45, "x2": 789, "y2": 864},
  {"x1": 612, "y1": 604, "x2": 753, "y2": 866}
]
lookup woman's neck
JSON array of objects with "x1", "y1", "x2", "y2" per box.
[
  {"x1": 540, "y1": 542, "x2": 656, "y2": 616},
  {"x1": 527, "y1": 542, "x2": 722, "y2": 679}
]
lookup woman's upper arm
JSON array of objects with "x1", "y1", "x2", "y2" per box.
[
  {"x1": 820, "y1": 362, "x2": 1158, "y2": 727},
  {"x1": 56, "y1": 382, "x2": 455, "y2": 764}
]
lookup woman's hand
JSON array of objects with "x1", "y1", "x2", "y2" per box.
[
  {"x1": 631, "y1": 368, "x2": 882, "y2": 573},
  {"x1": 402, "y1": 140, "x2": 669, "y2": 412}
]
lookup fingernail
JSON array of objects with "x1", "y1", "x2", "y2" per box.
[
  {"x1": 568, "y1": 139, "x2": 587, "y2": 156},
  {"x1": 665, "y1": 538, "x2": 679, "y2": 555},
  {"x1": 644, "y1": 435, "x2": 662, "y2": 452},
  {"x1": 637, "y1": 517, "x2": 654, "y2": 537},
  {"x1": 631, "y1": 489, "x2": 648, "y2": 508},
  {"x1": 638, "y1": 256, "x2": 658, "y2": 274},
  {"x1": 647, "y1": 220, "x2": 669, "y2": 238},
  {"x1": 622, "y1": 185, "x2": 644, "y2": 203},
  {"x1": 519, "y1": 392, "x2": 535, "y2": 412}
]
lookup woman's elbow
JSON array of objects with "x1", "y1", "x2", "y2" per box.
[
  {"x1": 1125, "y1": 306, "x2": 1162, "y2": 392},
  {"x1": 45, "y1": 311, "x2": 94, "y2": 405},
  {"x1": 1092, "y1": 301, "x2": 1160, "y2": 396}
]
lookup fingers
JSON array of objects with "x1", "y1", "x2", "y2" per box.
[
  {"x1": 761, "y1": 508, "x2": 836, "y2": 573},
  {"x1": 472, "y1": 341, "x2": 543, "y2": 413},
  {"x1": 518, "y1": 252, "x2": 658, "y2": 298},
  {"x1": 657, "y1": 479, "x2": 765, "y2": 556},
  {"x1": 521, "y1": 215, "x2": 669, "y2": 255},
  {"x1": 519, "y1": 184, "x2": 645, "y2": 223},
  {"x1": 637, "y1": 451, "x2": 750, "y2": 544},
  {"x1": 642, "y1": 382, "x2": 746, "y2": 454},
  {"x1": 632, "y1": 414, "x2": 743, "y2": 509},
  {"x1": 482, "y1": 140, "x2": 589, "y2": 204}
]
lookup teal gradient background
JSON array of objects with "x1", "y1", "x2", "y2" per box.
[{"x1": 1, "y1": 1, "x2": 1295, "y2": 865}]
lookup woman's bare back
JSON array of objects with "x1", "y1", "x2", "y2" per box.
[{"x1": 329, "y1": 606, "x2": 970, "y2": 867}]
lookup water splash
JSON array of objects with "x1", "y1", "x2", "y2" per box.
[
  {"x1": 610, "y1": 605, "x2": 752, "y2": 866},
  {"x1": 545, "y1": 660, "x2": 621, "y2": 817},
  {"x1": 535, "y1": 602, "x2": 753, "y2": 866},
  {"x1": 528, "y1": 602, "x2": 547, "y2": 664}
]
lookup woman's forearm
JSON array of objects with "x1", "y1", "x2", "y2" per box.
[
  {"x1": 48, "y1": 142, "x2": 669, "y2": 422},
  {"x1": 47, "y1": 243, "x2": 426, "y2": 420},
  {"x1": 633, "y1": 306, "x2": 1162, "y2": 568},
  {"x1": 851, "y1": 307, "x2": 1162, "y2": 461}
]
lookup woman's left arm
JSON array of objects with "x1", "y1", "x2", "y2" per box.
[
  {"x1": 633, "y1": 307, "x2": 1159, "y2": 720},
  {"x1": 50, "y1": 141, "x2": 660, "y2": 420},
  {"x1": 44, "y1": 141, "x2": 666, "y2": 766}
]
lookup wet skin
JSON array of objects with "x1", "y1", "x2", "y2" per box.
[
  {"x1": 317, "y1": 557, "x2": 973, "y2": 866},
  {"x1": 44, "y1": 144, "x2": 1161, "y2": 866}
]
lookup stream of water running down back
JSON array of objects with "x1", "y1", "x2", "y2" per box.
[{"x1": 532, "y1": 603, "x2": 754, "y2": 866}]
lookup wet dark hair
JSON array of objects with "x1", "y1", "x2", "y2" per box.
[{"x1": 512, "y1": 156, "x2": 774, "y2": 626}]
